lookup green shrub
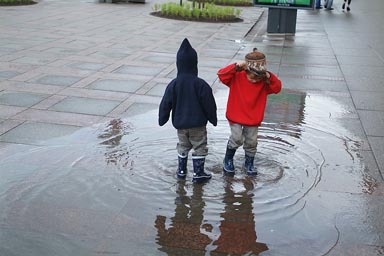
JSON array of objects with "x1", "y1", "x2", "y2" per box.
[{"x1": 153, "y1": 1, "x2": 241, "y2": 21}]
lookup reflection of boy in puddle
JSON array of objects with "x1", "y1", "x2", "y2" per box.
[
  {"x1": 213, "y1": 178, "x2": 269, "y2": 254},
  {"x1": 98, "y1": 119, "x2": 128, "y2": 166},
  {"x1": 155, "y1": 181, "x2": 212, "y2": 253},
  {"x1": 159, "y1": 38, "x2": 217, "y2": 183},
  {"x1": 218, "y1": 48, "x2": 282, "y2": 176}
]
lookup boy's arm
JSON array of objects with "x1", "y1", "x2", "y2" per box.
[
  {"x1": 205, "y1": 91, "x2": 218, "y2": 127},
  {"x1": 200, "y1": 82, "x2": 217, "y2": 126},
  {"x1": 217, "y1": 63, "x2": 239, "y2": 87},
  {"x1": 265, "y1": 72, "x2": 282, "y2": 94},
  {"x1": 158, "y1": 85, "x2": 173, "y2": 126}
]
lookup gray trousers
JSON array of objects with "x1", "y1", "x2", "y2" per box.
[
  {"x1": 177, "y1": 126, "x2": 208, "y2": 158},
  {"x1": 227, "y1": 123, "x2": 259, "y2": 157}
]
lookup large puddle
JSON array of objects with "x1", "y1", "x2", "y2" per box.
[{"x1": 0, "y1": 89, "x2": 379, "y2": 255}]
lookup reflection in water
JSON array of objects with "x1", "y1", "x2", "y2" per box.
[
  {"x1": 155, "y1": 178, "x2": 268, "y2": 255},
  {"x1": 0, "y1": 90, "x2": 379, "y2": 255},
  {"x1": 97, "y1": 119, "x2": 132, "y2": 167},
  {"x1": 212, "y1": 178, "x2": 268, "y2": 255},
  {"x1": 155, "y1": 181, "x2": 212, "y2": 254}
]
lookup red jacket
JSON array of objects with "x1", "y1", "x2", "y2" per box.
[{"x1": 218, "y1": 63, "x2": 282, "y2": 126}]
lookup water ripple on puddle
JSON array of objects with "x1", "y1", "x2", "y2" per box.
[{"x1": 0, "y1": 90, "x2": 378, "y2": 255}]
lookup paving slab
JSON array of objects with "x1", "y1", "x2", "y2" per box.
[
  {"x1": 0, "y1": 122, "x2": 81, "y2": 145},
  {"x1": 0, "y1": 0, "x2": 384, "y2": 255},
  {"x1": 49, "y1": 96, "x2": 122, "y2": 116}
]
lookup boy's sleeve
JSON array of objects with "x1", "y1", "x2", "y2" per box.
[
  {"x1": 158, "y1": 84, "x2": 173, "y2": 126},
  {"x1": 201, "y1": 83, "x2": 217, "y2": 126},
  {"x1": 266, "y1": 72, "x2": 282, "y2": 94},
  {"x1": 217, "y1": 63, "x2": 237, "y2": 87}
]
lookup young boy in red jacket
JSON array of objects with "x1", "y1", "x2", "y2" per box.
[{"x1": 217, "y1": 48, "x2": 282, "y2": 175}]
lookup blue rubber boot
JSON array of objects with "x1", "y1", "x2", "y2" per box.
[
  {"x1": 177, "y1": 155, "x2": 188, "y2": 179},
  {"x1": 192, "y1": 157, "x2": 211, "y2": 183},
  {"x1": 223, "y1": 147, "x2": 236, "y2": 175},
  {"x1": 245, "y1": 155, "x2": 257, "y2": 175}
]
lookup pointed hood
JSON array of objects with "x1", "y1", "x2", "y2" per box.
[{"x1": 176, "y1": 38, "x2": 198, "y2": 76}]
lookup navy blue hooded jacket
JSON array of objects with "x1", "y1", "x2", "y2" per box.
[{"x1": 158, "y1": 38, "x2": 217, "y2": 129}]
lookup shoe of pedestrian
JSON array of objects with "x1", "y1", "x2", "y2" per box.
[
  {"x1": 342, "y1": 3, "x2": 345, "y2": 9},
  {"x1": 177, "y1": 154, "x2": 188, "y2": 179},
  {"x1": 347, "y1": 6, "x2": 350, "y2": 11},
  {"x1": 192, "y1": 157, "x2": 211, "y2": 183},
  {"x1": 326, "y1": 7, "x2": 334, "y2": 10},
  {"x1": 244, "y1": 155, "x2": 257, "y2": 176},
  {"x1": 223, "y1": 146, "x2": 236, "y2": 175},
  {"x1": 316, "y1": 6, "x2": 323, "y2": 9}
]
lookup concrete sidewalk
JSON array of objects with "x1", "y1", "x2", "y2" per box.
[
  {"x1": 1, "y1": 0, "x2": 383, "y2": 255},
  {"x1": 0, "y1": 0, "x2": 382, "y2": 174},
  {"x1": 0, "y1": 0, "x2": 263, "y2": 140}
]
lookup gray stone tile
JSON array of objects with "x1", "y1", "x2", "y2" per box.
[
  {"x1": 251, "y1": 45, "x2": 284, "y2": 55},
  {"x1": 67, "y1": 61, "x2": 108, "y2": 71},
  {"x1": 336, "y1": 118, "x2": 370, "y2": 151},
  {"x1": 0, "y1": 119, "x2": 24, "y2": 136},
  {"x1": 341, "y1": 65, "x2": 384, "y2": 78},
  {"x1": 279, "y1": 65, "x2": 344, "y2": 78},
  {"x1": 33, "y1": 75, "x2": 83, "y2": 86},
  {"x1": 283, "y1": 38, "x2": 332, "y2": 48},
  {"x1": 0, "y1": 46, "x2": 17, "y2": 55},
  {"x1": 0, "y1": 91, "x2": 48, "y2": 107},
  {"x1": 358, "y1": 150, "x2": 383, "y2": 183},
  {"x1": 198, "y1": 58, "x2": 230, "y2": 69},
  {"x1": 88, "y1": 50, "x2": 131, "y2": 59},
  {"x1": 146, "y1": 83, "x2": 167, "y2": 97},
  {"x1": 283, "y1": 47, "x2": 334, "y2": 57},
  {"x1": 50, "y1": 96, "x2": 121, "y2": 116},
  {"x1": 113, "y1": 65, "x2": 165, "y2": 76},
  {"x1": 12, "y1": 56, "x2": 55, "y2": 65},
  {"x1": 199, "y1": 68, "x2": 220, "y2": 85},
  {"x1": 87, "y1": 79, "x2": 143, "y2": 93},
  {"x1": 122, "y1": 102, "x2": 158, "y2": 117},
  {"x1": 351, "y1": 91, "x2": 384, "y2": 111},
  {"x1": 333, "y1": 47, "x2": 378, "y2": 57},
  {"x1": 42, "y1": 47, "x2": 81, "y2": 55},
  {"x1": 63, "y1": 40, "x2": 95, "y2": 50},
  {"x1": 358, "y1": 110, "x2": 384, "y2": 136},
  {"x1": 346, "y1": 76, "x2": 384, "y2": 92},
  {"x1": 0, "y1": 122, "x2": 80, "y2": 145},
  {"x1": 140, "y1": 54, "x2": 174, "y2": 64},
  {"x1": 281, "y1": 55, "x2": 338, "y2": 66},
  {"x1": 199, "y1": 49, "x2": 238, "y2": 59},
  {"x1": 368, "y1": 136, "x2": 384, "y2": 175},
  {"x1": 337, "y1": 55, "x2": 384, "y2": 66},
  {"x1": 0, "y1": 70, "x2": 20, "y2": 80},
  {"x1": 13, "y1": 109, "x2": 102, "y2": 127},
  {"x1": 0, "y1": 105, "x2": 25, "y2": 119},
  {"x1": 278, "y1": 76, "x2": 348, "y2": 92}
]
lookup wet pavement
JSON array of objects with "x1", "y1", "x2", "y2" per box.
[{"x1": 1, "y1": 0, "x2": 384, "y2": 255}]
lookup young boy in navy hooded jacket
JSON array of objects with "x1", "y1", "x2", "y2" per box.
[
  {"x1": 218, "y1": 48, "x2": 282, "y2": 176},
  {"x1": 159, "y1": 38, "x2": 217, "y2": 183}
]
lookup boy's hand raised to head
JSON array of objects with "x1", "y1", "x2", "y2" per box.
[{"x1": 235, "y1": 61, "x2": 247, "y2": 71}]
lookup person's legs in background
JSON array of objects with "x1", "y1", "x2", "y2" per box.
[
  {"x1": 342, "y1": 0, "x2": 351, "y2": 11},
  {"x1": 325, "y1": 0, "x2": 334, "y2": 10}
]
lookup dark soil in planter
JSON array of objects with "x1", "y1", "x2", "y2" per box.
[
  {"x1": 151, "y1": 11, "x2": 243, "y2": 23},
  {"x1": 0, "y1": 0, "x2": 37, "y2": 6}
]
